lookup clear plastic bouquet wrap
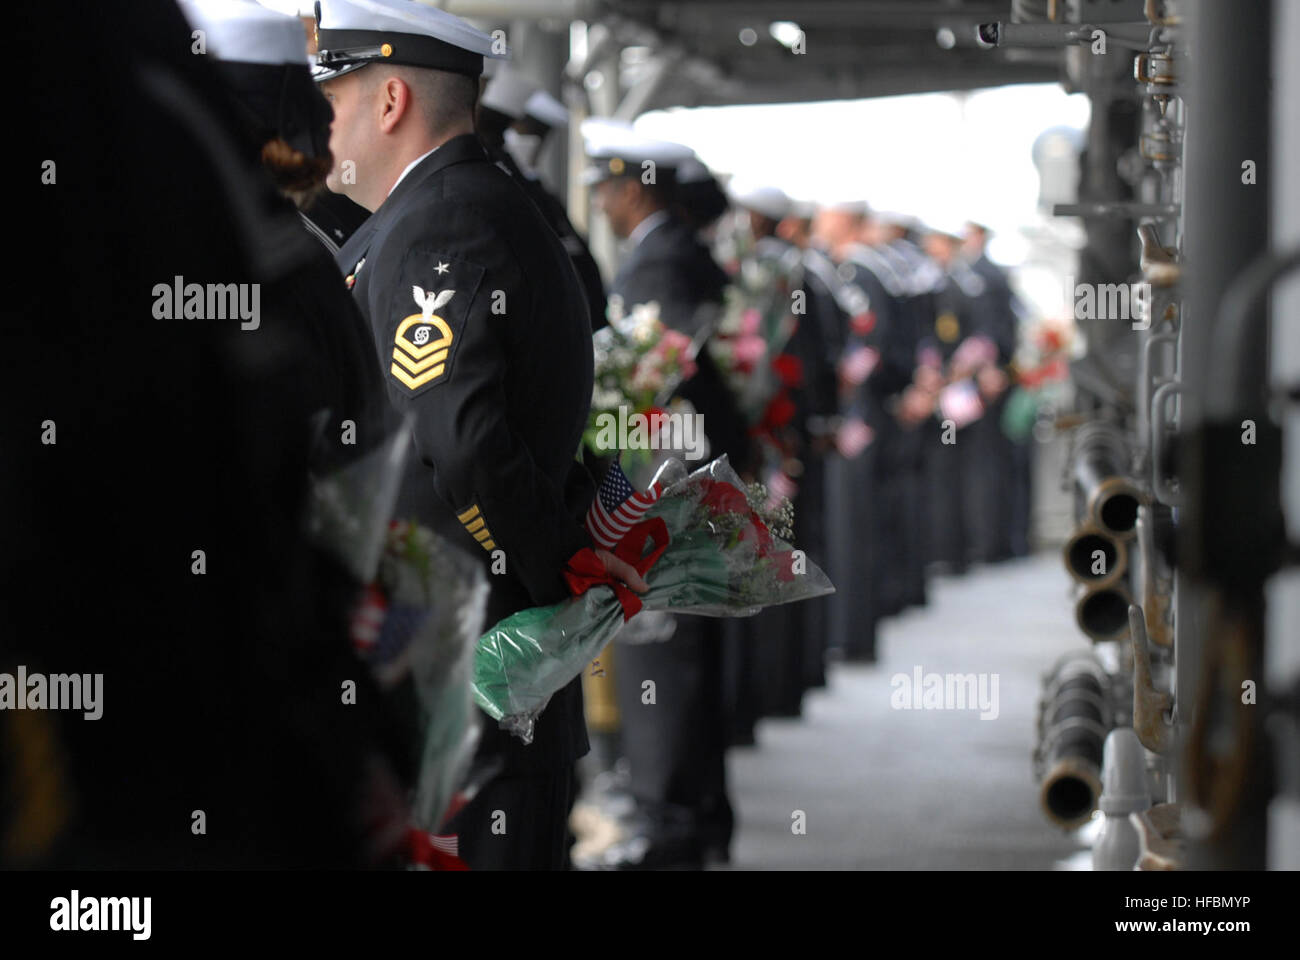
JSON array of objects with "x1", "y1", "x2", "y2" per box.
[
  {"x1": 473, "y1": 454, "x2": 833, "y2": 742},
  {"x1": 352, "y1": 520, "x2": 489, "y2": 836},
  {"x1": 307, "y1": 418, "x2": 488, "y2": 861}
]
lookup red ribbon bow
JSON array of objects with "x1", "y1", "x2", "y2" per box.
[{"x1": 564, "y1": 517, "x2": 670, "y2": 621}]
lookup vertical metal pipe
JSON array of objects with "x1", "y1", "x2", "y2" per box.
[
  {"x1": 1179, "y1": 0, "x2": 1272, "y2": 869},
  {"x1": 1268, "y1": 0, "x2": 1300, "y2": 870}
]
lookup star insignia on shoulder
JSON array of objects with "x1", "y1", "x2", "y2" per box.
[{"x1": 435, "y1": 261, "x2": 450, "y2": 275}]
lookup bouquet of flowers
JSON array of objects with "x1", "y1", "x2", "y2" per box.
[
  {"x1": 584, "y1": 298, "x2": 697, "y2": 471},
  {"x1": 305, "y1": 421, "x2": 488, "y2": 864},
  {"x1": 351, "y1": 520, "x2": 489, "y2": 838},
  {"x1": 708, "y1": 246, "x2": 804, "y2": 424},
  {"x1": 1003, "y1": 322, "x2": 1071, "y2": 442},
  {"x1": 472, "y1": 454, "x2": 833, "y2": 742}
]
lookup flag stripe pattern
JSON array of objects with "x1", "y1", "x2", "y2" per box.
[{"x1": 585, "y1": 459, "x2": 663, "y2": 550}]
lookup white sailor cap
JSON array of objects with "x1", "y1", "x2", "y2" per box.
[
  {"x1": 181, "y1": 0, "x2": 313, "y2": 67},
  {"x1": 674, "y1": 156, "x2": 713, "y2": 185},
  {"x1": 875, "y1": 209, "x2": 920, "y2": 231},
  {"x1": 727, "y1": 179, "x2": 792, "y2": 221},
  {"x1": 816, "y1": 198, "x2": 868, "y2": 218},
  {"x1": 312, "y1": 0, "x2": 505, "y2": 82},
  {"x1": 787, "y1": 198, "x2": 817, "y2": 220},
  {"x1": 183, "y1": 1, "x2": 334, "y2": 161},
  {"x1": 524, "y1": 89, "x2": 568, "y2": 129},
  {"x1": 580, "y1": 117, "x2": 695, "y2": 185},
  {"x1": 481, "y1": 65, "x2": 538, "y2": 120},
  {"x1": 921, "y1": 213, "x2": 968, "y2": 240}
]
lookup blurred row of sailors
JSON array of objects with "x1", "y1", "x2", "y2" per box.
[{"x1": 552, "y1": 112, "x2": 1035, "y2": 868}]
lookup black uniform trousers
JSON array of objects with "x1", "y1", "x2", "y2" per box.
[
  {"x1": 875, "y1": 416, "x2": 929, "y2": 612},
  {"x1": 1008, "y1": 433, "x2": 1034, "y2": 557},
  {"x1": 924, "y1": 417, "x2": 968, "y2": 573},
  {"x1": 722, "y1": 617, "x2": 760, "y2": 746},
  {"x1": 873, "y1": 415, "x2": 908, "y2": 618},
  {"x1": 826, "y1": 443, "x2": 879, "y2": 660},
  {"x1": 615, "y1": 616, "x2": 733, "y2": 846},
  {"x1": 797, "y1": 451, "x2": 832, "y2": 688},
  {"x1": 960, "y1": 398, "x2": 1013, "y2": 565},
  {"x1": 448, "y1": 770, "x2": 576, "y2": 870},
  {"x1": 752, "y1": 602, "x2": 806, "y2": 717},
  {"x1": 437, "y1": 541, "x2": 589, "y2": 871}
]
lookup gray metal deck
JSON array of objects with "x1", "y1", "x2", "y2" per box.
[{"x1": 725, "y1": 553, "x2": 1095, "y2": 869}]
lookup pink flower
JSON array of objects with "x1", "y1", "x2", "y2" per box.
[
  {"x1": 733, "y1": 335, "x2": 767, "y2": 372},
  {"x1": 659, "y1": 328, "x2": 693, "y2": 356},
  {"x1": 654, "y1": 329, "x2": 697, "y2": 380},
  {"x1": 741, "y1": 308, "x2": 762, "y2": 337}
]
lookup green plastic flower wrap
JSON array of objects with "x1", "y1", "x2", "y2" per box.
[{"x1": 473, "y1": 455, "x2": 834, "y2": 743}]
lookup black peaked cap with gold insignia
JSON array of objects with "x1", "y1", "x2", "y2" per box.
[{"x1": 312, "y1": 0, "x2": 506, "y2": 82}]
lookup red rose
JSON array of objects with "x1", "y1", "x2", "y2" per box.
[
  {"x1": 760, "y1": 390, "x2": 797, "y2": 431},
  {"x1": 700, "y1": 478, "x2": 750, "y2": 516},
  {"x1": 772, "y1": 353, "x2": 804, "y2": 388}
]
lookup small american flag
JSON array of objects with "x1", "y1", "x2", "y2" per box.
[
  {"x1": 429, "y1": 833, "x2": 459, "y2": 856},
  {"x1": 585, "y1": 459, "x2": 663, "y2": 550},
  {"x1": 407, "y1": 829, "x2": 467, "y2": 870}
]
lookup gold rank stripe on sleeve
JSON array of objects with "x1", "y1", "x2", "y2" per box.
[
  {"x1": 456, "y1": 504, "x2": 496, "y2": 551},
  {"x1": 391, "y1": 287, "x2": 457, "y2": 391}
]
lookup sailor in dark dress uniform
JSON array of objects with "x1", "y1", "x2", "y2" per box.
[
  {"x1": 579, "y1": 121, "x2": 753, "y2": 868},
  {"x1": 314, "y1": 0, "x2": 645, "y2": 869}
]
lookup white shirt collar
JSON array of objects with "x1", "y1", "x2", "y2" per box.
[
  {"x1": 627, "y1": 209, "x2": 670, "y2": 249},
  {"x1": 389, "y1": 145, "x2": 439, "y2": 197}
]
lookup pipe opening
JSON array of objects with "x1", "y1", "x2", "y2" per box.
[
  {"x1": 1080, "y1": 589, "x2": 1131, "y2": 640},
  {"x1": 1099, "y1": 493, "x2": 1140, "y2": 535},
  {"x1": 1044, "y1": 775, "x2": 1097, "y2": 824},
  {"x1": 1066, "y1": 532, "x2": 1120, "y2": 582}
]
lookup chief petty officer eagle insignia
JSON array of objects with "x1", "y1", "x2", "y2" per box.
[{"x1": 392, "y1": 284, "x2": 456, "y2": 390}]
